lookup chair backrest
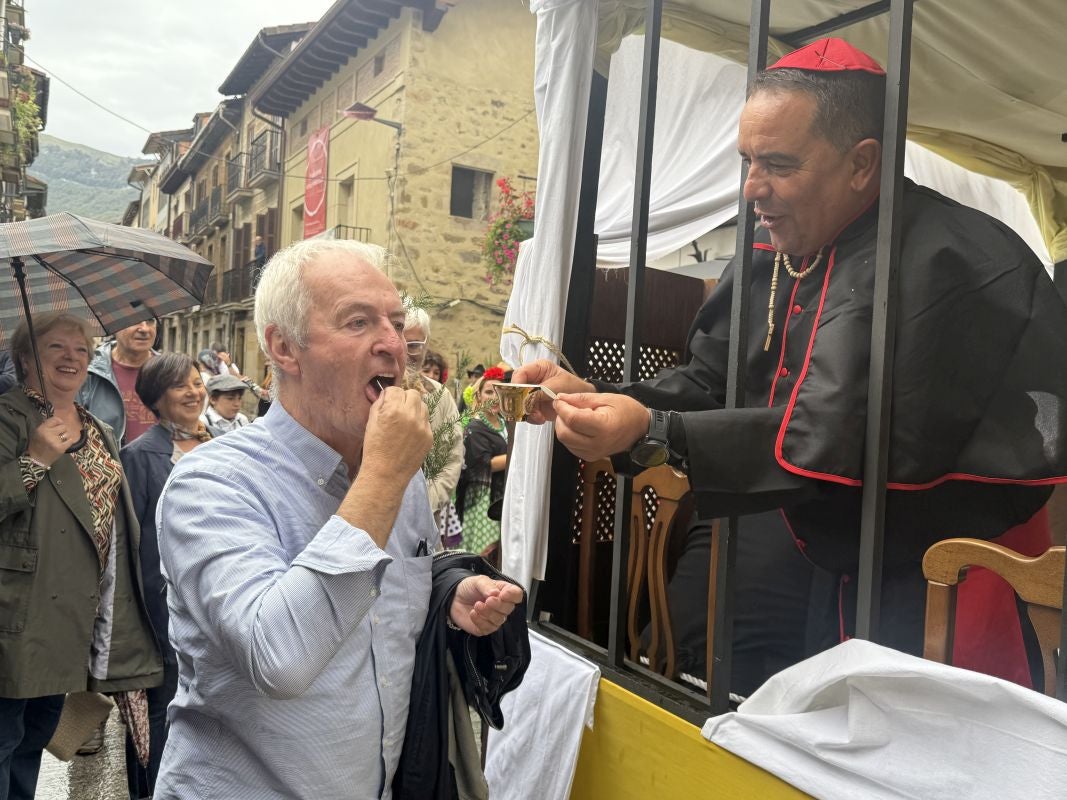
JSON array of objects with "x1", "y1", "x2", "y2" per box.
[
  {"x1": 922, "y1": 538, "x2": 1065, "y2": 695},
  {"x1": 573, "y1": 459, "x2": 694, "y2": 678},
  {"x1": 628, "y1": 465, "x2": 692, "y2": 677}
]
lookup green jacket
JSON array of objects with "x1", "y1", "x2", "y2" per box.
[{"x1": 0, "y1": 388, "x2": 163, "y2": 698}]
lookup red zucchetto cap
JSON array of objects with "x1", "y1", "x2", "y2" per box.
[{"x1": 768, "y1": 37, "x2": 886, "y2": 76}]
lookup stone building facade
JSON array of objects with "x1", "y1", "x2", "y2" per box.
[
  {"x1": 126, "y1": 0, "x2": 537, "y2": 396},
  {"x1": 154, "y1": 25, "x2": 311, "y2": 384},
  {"x1": 254, "y1": 0, "x2": 538, "y2": 381}
]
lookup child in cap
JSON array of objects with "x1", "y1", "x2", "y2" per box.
[{"x1": 202, "y1": 374, "x2": 250, "y2": 436}]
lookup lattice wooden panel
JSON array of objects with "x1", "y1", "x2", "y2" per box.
[
  {"x1": 570, "y1": 462, "x2": 618, "y2": 545},
  {"x1": 572, "y1": 338, "x2": 682, "y2": 547},
  {"x1": 586, "y1": 338, "x2": 682, "y2": 384}
]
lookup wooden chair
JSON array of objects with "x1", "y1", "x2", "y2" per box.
[
  {"x1": 574, "y1": 460, "x2": 693, "y2": 679},
  {"x1": 627, "y1": 465, "x2": 691, "y2": 678},
  {"x1": 922, "y1": 538, "x2": 1065, "y2": 696}
]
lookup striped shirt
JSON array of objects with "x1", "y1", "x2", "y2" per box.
[{"x1": 154, "y1": 401, "x2": 438, "y2": 799}]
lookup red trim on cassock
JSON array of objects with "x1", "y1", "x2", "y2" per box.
[
  {"x1": 770, "y1": 243, "x2": 1067, "y2": 490},
  {"x1": 773, "y1": 247, "x2": 850, "y2": 481},
  {"x1": 767, "y1": 272, "x2": 804, "y2": 407},
  {"x1": 778, "y1": 509, "x2": 815, "y2": 566},
  {"x1": 753, "y1": 242, "x2": 776, "y2": 252}
]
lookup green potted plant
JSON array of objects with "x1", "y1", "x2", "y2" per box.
[{"x1": 11, "y1": 72, "x2": 41, "y2": 150}]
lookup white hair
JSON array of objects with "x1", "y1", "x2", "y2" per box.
[
  {"x1": 254, "y1": 238, "x2": 393, "y2": 357},
  {"x1": 404, "y1": 306, "x2": 431, "y2": 339},
  {"x1": 252, "y1": 236, "x2": 392, "y2": 352}
]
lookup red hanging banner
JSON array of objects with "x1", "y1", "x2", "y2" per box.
[{"x1": 303, "y1": 126, "x2": 330, "y2": 238}]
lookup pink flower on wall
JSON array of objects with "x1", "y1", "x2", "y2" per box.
[{"x1": 482, "y1": 176, "x2": 535, "y2": 286}]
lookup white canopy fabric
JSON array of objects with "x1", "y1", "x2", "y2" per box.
[
  {"x1": 595, "y1": 36, "x2": 1052, "y2": 271},
  {"x1": 595, "y1": 0, "x2": 1067, "y2": 261},
  {"x1": 501, "y1": 18, "x2": 1054, "y2": 589},
  {"x1": 593, "y1": 36, "x2": 746, "y2": 266},
  {"x1": 703, "y1": 639, "x2": 1067, "y2": 799},
  {"x1": 904, "y1": 145, "x2": 1052, "y2": 269}
]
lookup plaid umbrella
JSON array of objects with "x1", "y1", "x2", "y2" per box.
[{"x1": 0, "y1": 212, "x2": 213, "y2": 349}]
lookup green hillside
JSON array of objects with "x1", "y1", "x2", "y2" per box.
[{"x1": 27, "y1": 134, "x2": 151, "y2": 222}]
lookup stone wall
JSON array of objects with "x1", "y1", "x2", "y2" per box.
[
  {"x1": 166, "y1": 0, "x2": 540, "y2": 388},
  {"x1": 390, "y1": 0, "x2": 538, "y2": 371}
]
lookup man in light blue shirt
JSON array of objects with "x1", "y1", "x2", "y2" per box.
[{"x1": 154, "y1": 239, "x2": 522, "y2": 799}]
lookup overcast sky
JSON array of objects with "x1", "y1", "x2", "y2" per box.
[{"x1": 28, "y1": 0, "x2": 337, "y2": 157}]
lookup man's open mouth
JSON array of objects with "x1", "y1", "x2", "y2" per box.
[{"x1": 367, "y1": 373, "x2": 396, "y2": 401}]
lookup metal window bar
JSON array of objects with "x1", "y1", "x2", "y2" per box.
[
  {"x1": 532, "y1": 68, "x2": 610, "y2": 628},
  {"x1": 191, "y1": 198, "x2": 209, "y2": 234},
  {"x1": 607, "y1": 0, "x2": 663, "y2": 669},
  {"x1": 854, "y1": 0, "x2": 914, "y2": 641},
  {"x1": 209, "y1": 185, "x2": 224, "y2": 222},
  {"x1": 333, "y1": 224, "x2": 372, "y2": 242},
  {"x1": 221, "y1": 258, "x2": 260, "y2": 303},
  {"x1": 710, "y1": 0, "x2": 772, "y2": 715},
  {"x1": 249, "y1": 130, "x2": 280, "y2": 180}
]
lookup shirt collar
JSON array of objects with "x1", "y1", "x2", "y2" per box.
[{"x1": 261, "y1": 400, "x2": 349, "y2": 486}]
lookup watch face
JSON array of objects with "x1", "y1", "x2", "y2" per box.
[{"x1": 631, "y1": 440, "x2": 669, "y2": 468}]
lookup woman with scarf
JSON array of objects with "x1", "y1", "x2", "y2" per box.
[
  {"x1": 456, "y1": 367, "x2": 508, "y2": 556},
  {"x1": 119, "y1": 352, "x2": 212, "y2": 798},
  {"x1": 0, "y1": 312, "x2": 162, "y2": 800}
]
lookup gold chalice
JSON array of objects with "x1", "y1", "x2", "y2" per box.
[
  {"x1": 489, "y1": 383, "x2": 559, "y2": 518},
  {"x1": 490, "y1": 382, "x2": 557, "y2": 423}
]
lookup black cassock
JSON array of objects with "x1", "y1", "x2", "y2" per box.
[
  {"x1": 602, "y1": 180, "x2": 1067, "y2": 687},
  {"x1": 614, "y1": 179, "x2": 1067, "y2": 571}
]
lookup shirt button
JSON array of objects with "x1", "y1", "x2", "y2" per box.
[
  {"x1": 792, "y1": 304, "x2": 803, "y2": 314},
  {"x1": 778, "y1": 367, "x2": 789, "y2": 378},
  {"x1": 373, "y1": 615, "x2": 381, "y2": 625},
  {"x1": 369, "y1": 588, "x2": 378, "y2": 598},
  {"x1": 380, "y1": 676, "x2": 390, "y2": 687},
  {"x1": 316, "y1": 478, "x2": 325, "y2": 486}
]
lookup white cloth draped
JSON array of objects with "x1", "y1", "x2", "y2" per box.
[
  {"x1": 594, "y1": 35, "x2": 746, "y2": 266},
  {"x1": 703, "y1": 639, "x2": 1067, "y2": 800},
  {"x1": 485, "y1": 631, "x2": 601, "y2": 800}
]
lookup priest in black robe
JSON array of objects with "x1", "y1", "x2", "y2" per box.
[{"x1": 514, "y1": 38, "x2": 1067, "y2": 694}]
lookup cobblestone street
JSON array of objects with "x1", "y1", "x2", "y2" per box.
[{"x1": 36, "y1": 712, "x2": 126, "y2": 800}]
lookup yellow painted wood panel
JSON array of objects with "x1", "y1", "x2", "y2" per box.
[{"x1": 570, "y1": 679, "x2": 810, "y2": 799}]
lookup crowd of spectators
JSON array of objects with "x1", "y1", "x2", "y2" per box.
[{"x1": 0, "y1": 294, "x2": 507, "y2": 799}]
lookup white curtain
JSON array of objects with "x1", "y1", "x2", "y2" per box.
[
  {"x1": 595, "y1": 36, "x2": 746, "y2": 266},
  {"x1": 904, "y1": 142, "x2": 1053, "y2": 268},
  {"x1": 498, "y1": 0, "x2": 600, "y2": 590},
  {"x1": 595, "y1": 36, "x2": 1052, "y2": 271}
]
